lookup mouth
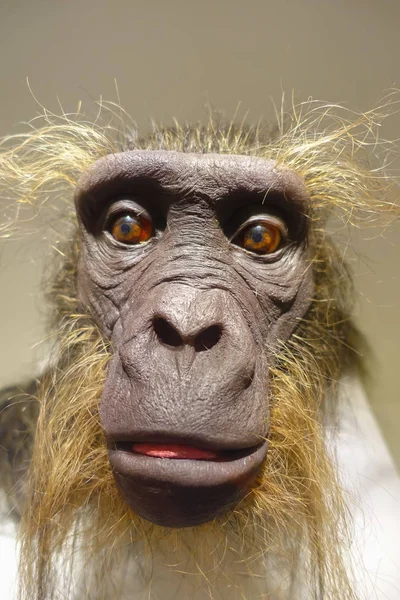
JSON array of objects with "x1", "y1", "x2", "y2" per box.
[
  {"x1": 108, "y1": 436, "x2": 268, "y2": 527},
  {"x1": 115, "y1": 440, "x2": 259, "y2": 461}
]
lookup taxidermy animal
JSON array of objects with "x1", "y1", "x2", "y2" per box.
[{"x1": 0, "y1": 100, "x2": 397, "y2": 600}]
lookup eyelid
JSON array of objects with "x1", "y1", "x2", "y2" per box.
[
  {"x1": 229, "y1": 215, "x2": 288, "y2": 242},
  {"x1": 105, "y1": 209, "x2": 150, "y2": 232},
  {"x1": 103, "y1": 199, "x2": 152, "y2": 230}
]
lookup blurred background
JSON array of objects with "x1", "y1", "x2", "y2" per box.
[{"x1": 0, "y1": 0, "x2": 399, "y2": 465}]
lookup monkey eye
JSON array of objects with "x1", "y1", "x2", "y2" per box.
[
  {"x1": 231, "y1": 217, "x2": 287, "y2": 255},
  {"x1": 109, "y1": 212, "x2": 153, "y2": 245}
]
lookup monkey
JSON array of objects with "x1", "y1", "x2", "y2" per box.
[{"x1": 0, "y1": 101, "x2": 398, "y2": 600}]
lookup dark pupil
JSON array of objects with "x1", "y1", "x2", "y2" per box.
[
  {"x1": 250, "y1": 226, "x2": 264, "y2": 243},
  {"x1": 120, "y1": 220, "x2": 133, "y2": 234}
]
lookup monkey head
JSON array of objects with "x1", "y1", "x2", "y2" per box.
[{"x1": 74, "y1": 150, "x2": 313, "y2": 527}]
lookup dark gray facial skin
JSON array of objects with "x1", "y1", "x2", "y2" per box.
[{"x1": 74, "y1": 151, "x2": 314, "y2": 528}]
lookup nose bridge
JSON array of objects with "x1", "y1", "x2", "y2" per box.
[{"x1": 154, "y1": 286, "x2": 226, "y2": 342}]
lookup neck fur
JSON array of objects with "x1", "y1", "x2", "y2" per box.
[{"x1": 71, "y1": 525, "x2": 308, "y2": 600}]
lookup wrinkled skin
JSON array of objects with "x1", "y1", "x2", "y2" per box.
[{"x1": 74, "y1": 151, "x2": 313, "y2": 527}]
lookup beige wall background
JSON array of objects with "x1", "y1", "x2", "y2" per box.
[{"x1": 0, "y1": 0, "x2": 399, "y2": 464}]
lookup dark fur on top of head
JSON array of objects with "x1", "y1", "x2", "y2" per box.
[{"x1": 0, "y1": 100, "x2": 398, "y2": 599}]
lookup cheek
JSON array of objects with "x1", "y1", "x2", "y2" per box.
[
  {"x1": 268, "y1": 264, "x2": 315, "y2": 351},
  {"x1": 76, "y1": 242, "x2": 137, "y2": 336},
  {"x1": 232, "y1": 251, "x2": 314, "y2": 347},
  {"x1": 99, "y1": 355, "x2": 132, "y2": 431}
]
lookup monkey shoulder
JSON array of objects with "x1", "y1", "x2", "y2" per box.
[
  {"x1": 0, "y1": 380, "x2": 39, "y2": 519},
  {"x1": 0, "y1": 382, "x2": 38, "y2": 600}
]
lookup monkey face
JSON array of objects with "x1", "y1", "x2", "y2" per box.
[{"x1": 74, "y1": 151, "x2": 313, "y2": 527}]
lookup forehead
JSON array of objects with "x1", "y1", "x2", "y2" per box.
[{"x1": 74, "y1": 150, "x2": 309, "y2": 212}]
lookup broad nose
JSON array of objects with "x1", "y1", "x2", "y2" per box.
[
  {"x1": 151, "y1": 287, "x2": 226, "y2": 352},
  {"x1": 118, "y1": 283, "x2": 257, "y2": 407}
]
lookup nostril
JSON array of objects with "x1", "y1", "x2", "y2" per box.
[
  {"x1": 194, "y1": 325, "x2": 223, "y2": 352},
  {"x1": 153, "y1": 317, "x2": 183, "y2": 347}
]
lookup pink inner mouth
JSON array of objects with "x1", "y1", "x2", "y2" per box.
[{"x1": 132, "y1": 443, "x2": 219, "y2": 460}]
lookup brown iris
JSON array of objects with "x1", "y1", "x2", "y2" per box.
[
  {"x1": 110, "y1": 214, "x2": 152, "y2": 245},
  {"x1": 240, "y1": 222, "x2": 282, "y2": 254}
]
